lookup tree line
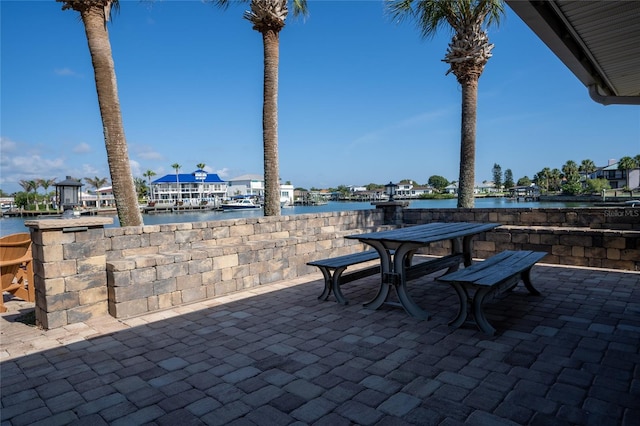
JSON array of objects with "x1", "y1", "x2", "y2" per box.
[
  {"x1": 494, "y1": 155, "x2": 640, "y2": 195},
  {"x1": 301, "y1": 153, "x2": 640, "y2": 196}
]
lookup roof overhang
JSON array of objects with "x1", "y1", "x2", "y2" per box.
[{"x1": 506, "y1": 0, "x2": 640, "y2": 105}]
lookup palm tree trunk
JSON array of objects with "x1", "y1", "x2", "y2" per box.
[
  {"x1": 457, "y1": 78, "x2": 478, "y2": 208},
  {"x1": 262, "y1": 29, "x2": 281, "y2": 217},
  {"x1": 81, "y1": 7, "x2": 143, "y2": 226}
]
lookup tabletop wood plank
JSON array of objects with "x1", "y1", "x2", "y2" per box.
[{"x1": 345, "y1": 222, "x2": 500, "y2": 244}]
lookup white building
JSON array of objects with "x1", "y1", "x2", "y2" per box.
[
  {"x1": 226, "y1": 174, "x2": 294, "y2": 206},
  {"x1": 595, "y1": 160, "x2": 640, "y2": 190},
  {"x1": 395, "y1": 182, "x2": 434, "y2": 199},
  {"x1": 81, "y1": 186, "x2": 116, "y2": 208},
  {"x1": 150, "y1": 169, "x2": 227, "y2": 205}
]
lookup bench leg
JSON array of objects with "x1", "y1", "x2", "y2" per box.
[
  {"x1": 317, "y1": 266, "x2": 350, "y2": 305},
  {"x1": 472, "y1": 287, "x2": 497, "y2": 336},
  {"x1": 471, "y1": 275, "x2": 521, "y2": 336},
  {"x1": 331, "y1": 267, "x2": 350, "y2": 305},
  {"x1": 317, "y1": 267, "x2": 333, "y2": 301},
  {"x1": 521, "y1": 268, "x2": 541, "y2": 295},
  {"x1": 448, "y1": 282, "x2": 470, "y2": 329}
]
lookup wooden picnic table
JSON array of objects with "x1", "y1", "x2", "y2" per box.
[{"x1": 345, "y1": 222, "x2": 500, "y2": 319}]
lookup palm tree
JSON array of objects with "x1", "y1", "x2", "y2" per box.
[
  {"x1": 18, "y1": 180, "x2": 35, "y2": 208},
  {"x1": 29, "y1": 179, "x2": 42, "y2": 211},
  {"x1": 537, "y1": 167, "x2": 551, "y2": 194},
  {"x1": 386, "y1": 0, "x2": 504, "y2": 208},
  {"x1": 578, "y1": 159, "x2": 597, "y2": 192},
  {"x1": 143, "y1": 170, "x2": 156, "y2": 202},
  {"x1": 196, "y1": 163, "x2": 206, "y2": 202},
  {"x1": 579, "y1": 159, "x2": 596, "y2": 177},
  {"x1": 171, "y1": 163, "x2": 181, "y2": 203},
  {"x1": 84, "y1": 176, "x2": 109, "y2": 208},
  {"x1": 561, "y1": 160, "x2": 579, "y2": 184},
  {"x1": 133, "y1": 177, "x2": 147, "y2": 200},
  {"x1": 618, "y1": 156, "x2": 637, "y2": 190},
  {"x1": 209, "y1": 0, "x2": 308, "y2": 216},
  {"x1": 549, "y1": 168, "x2": 562, "y2": 192},
  {"x1": 57, "y1": 0, "x2": 142, "y2": 226},
  {"x1": 38, "y1": 178, "x2": 57, "y2": 210}
]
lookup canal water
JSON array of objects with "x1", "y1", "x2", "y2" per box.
[{"x1": 0, "y1": 198, "x2": 589, "y2": 237}]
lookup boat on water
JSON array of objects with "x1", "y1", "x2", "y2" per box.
[
  {"x1": 221, "y1": 197, "x2": 262, "y2": 211},
  {"x1": 281, "y1": 197, "x2": 293, "y2": 208}
]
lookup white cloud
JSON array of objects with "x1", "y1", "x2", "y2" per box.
[
  {"x1": 54, "y1": 67, "x2": 81, "y2": 77},
  {"x1": 80, "y1": 164, "x2": 103, "y2": 178},
  {"x1": 130, "y1": 159, "x2": 142, "y2": 177},
  {"x1": 73, "y1": 142, "x2": 92, "y2": 153},
  {"x1": 0, "y1": 153, "x2": 69, "y2": 193},
  {"x1": 215, "y1": 167, "x2": 230, "y2": 178},
  {"x1": 349, "y1": 108, "x2": 453, "y2": 150},
  {"x1": 132, "y1": 143, "x2": 165, "y2": 161},
  {"x1": 0, "y1": 137, "x2": 18, "y2": 153}
]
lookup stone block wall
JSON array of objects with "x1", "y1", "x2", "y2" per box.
[
  {"x1": 103, "y1": 211, "x2": 384, "y2": 319},
  {"x1": 403, "y1": 207, "x2": 640, "y2": 230},
  {"x1": 25, "y1": 206, "x2": 639, "y2": 329},
  {"x1": 27, "y1": 217, "x2": 112, "y2": 329},
  {"x1": 404, "y1": 208, "x2": 640, "y2": 271}
]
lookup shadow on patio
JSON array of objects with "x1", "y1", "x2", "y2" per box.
[{"x1": 1, "y1": 263, "x2": 639, "y2": 425}]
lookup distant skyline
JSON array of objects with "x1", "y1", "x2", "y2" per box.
[{"x1": 1, "y1": 1, "x2": 638, "y2": 195}]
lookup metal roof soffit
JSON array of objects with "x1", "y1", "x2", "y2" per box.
[{"x1": 588, "y1": 85, "x2": 640, "y2": 106}]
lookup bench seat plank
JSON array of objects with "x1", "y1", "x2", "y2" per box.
[
  {"x1": 307, "y1": 250, "x2": 380, "y2": 269},
  {"x1": 438, "y1": 250, "x2": 547, "y2": 335}
]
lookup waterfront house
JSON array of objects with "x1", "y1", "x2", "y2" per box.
[
  {"x1": 396, "y1": 182, "x2": 434, "y2": 199},
  {"x1": 594, "y1": 159, "x2": 640, "y2": 190},
  {"x1": 81, "y1": 186, "x2": 116, "y2": 209},
  {"x1": 226, "y1": 174, "x2": 294, "y2": 206},
  {"x1": 150, "y1": 169, "x2": 227, "y2": 205}
]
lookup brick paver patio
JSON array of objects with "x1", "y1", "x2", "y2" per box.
[{"x1": 1, "y1": 262, "x2": 639, "y2": 425}]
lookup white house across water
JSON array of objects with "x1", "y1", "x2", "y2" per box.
[
  {"x1": 226, "y1": 174, "x2": 294, "y2": 207},
  {"x1": 148, "y1": 171, "x2": 294, "y2": 207},
  {"x1": 150, "y1": 169, "x2": 227, "y2": 206}
]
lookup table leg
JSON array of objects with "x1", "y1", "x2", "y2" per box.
[
  {"x1": 461, "y1": 235, "x2": 474, "y2": 266},
  {"x1": 393, "y1": 244, "x2": 429, "y2": 320},
  {"x1": 362, "y1": 242, "x2": 391, "y2": 310}
]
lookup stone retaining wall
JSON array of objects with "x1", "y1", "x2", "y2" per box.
[
  {"x1": 25, "y1": 206, "x2": 639, "y2": 329},
  {"x1": 103, "y1": 211, "x2": 383, "y2": 319},
  {"x1": 403, "y1": 207, "x2": 640, "y2": 270}
]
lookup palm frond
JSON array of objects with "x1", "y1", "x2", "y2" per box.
[
  {"x1": 290, "y1": 0, "x2": 308, "y2": 19},
  {"x1": 387, "y1": 0, "x2": 503, "y2": 39},
  {"x1": 385, "y1": 0, "x2": 416, "y2": 25}
]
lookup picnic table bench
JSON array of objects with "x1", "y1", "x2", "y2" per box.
[
  {"x1": 308, "y1": 251, "x2": 382, "y2": 305},
  {"x1": 438, "y1": 250, "x2": 547, "y2": 335},
  {"x1": 345, "y1": 222, "x2": 500, "y2": 319}
]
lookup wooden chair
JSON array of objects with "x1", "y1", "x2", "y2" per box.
[{"x1": 1, "y1": 232, "x2": 34, "y2": 312}]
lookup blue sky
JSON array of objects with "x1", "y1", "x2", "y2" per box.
[{"x1": 1, "y1": 0, "x2": 639, "y2": 195}]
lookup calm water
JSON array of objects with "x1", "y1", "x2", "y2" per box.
[{"x1": 0, "y1": 198, "x2": 589, "y2": 237}]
